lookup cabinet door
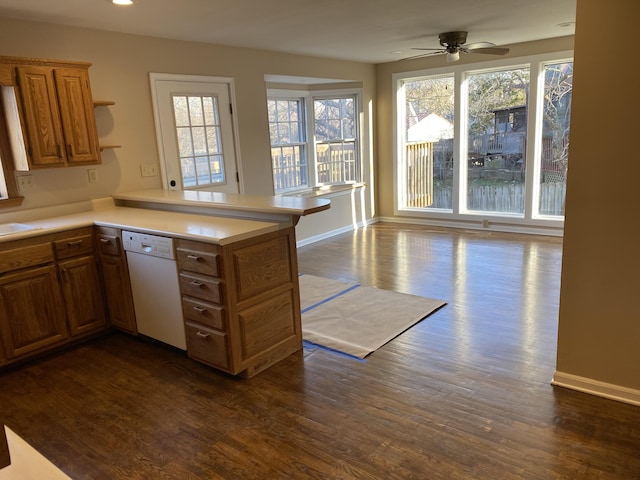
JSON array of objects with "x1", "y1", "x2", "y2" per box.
[
  {"x1": 0, "y1": 265, "x2": 68, "y2": 358},
  {"x1": 54, "y1": 68, "x2": 100, "y2": 165},
  {"x1": 99, "y1": 254, "x2": 137, "y2": 334},
  {"x1": 16, "y1": 65, "x2": 67, "y2": 167},
  {"x1": 58, "y1": 255, "x2": 107, "y2": 337}
]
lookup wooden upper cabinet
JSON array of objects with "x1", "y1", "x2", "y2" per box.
[
  {"x1": 16, "y1": 65, "x2": 67, "y2": 167},
  {"x1": 12, "y1": 60, "x2": 101, "y2": 169},
  {"x1": 54, "y1": 68, "x2": 100, "y2": 166}
]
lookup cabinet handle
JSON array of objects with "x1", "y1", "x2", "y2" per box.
[
  {"x1": 67, "y1": 240, "x2": 83, "y2": 247},
  {"x1": 99, "y1": 238, "x2": 110, "y2": 244},
  {"x1": 192, "y1": 306, "x2": 206, "y2": 314},
  {"x1": 187, "y1": 254, "x2": 201, "y2": 261},
  {"x1": 67, "y1": 144, "x2": 73, "y2": 158},
  {"x1": 190, "y1": 281, "x2": 204, "y2": 288},
  {"x1": 56, "y1": 144, "x2": 63, "y2": 158},
  {"x1": 196, "y1": 331, "x2": 210, "y2": 339}
]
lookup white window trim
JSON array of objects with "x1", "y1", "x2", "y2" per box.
[
  {"x1": 268, "y1": 87, "x2": 363, "y2": 195},
  {"x1": 392, "y1": 50, "x2": 573, "y2": 234}
]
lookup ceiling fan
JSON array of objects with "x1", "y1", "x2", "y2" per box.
[{"x1": 406, "y1": 31, "x2": 510, "y2": 62}]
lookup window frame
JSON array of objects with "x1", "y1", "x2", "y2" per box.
[
  {"x1": 0, "y1": 88, "x2": 24, "y2": 208},
  {"x1": 267, "y1": 92, "x2": 311, "y2": 193},
  {"x1": 268, "y1": 87, "x2": 362, "y2": 195},
  {"x1": 393, "y1": 51, "x2": 573, "y2": 233}
]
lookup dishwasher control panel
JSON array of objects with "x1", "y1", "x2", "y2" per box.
[{"x1": 122, "y1": 230, "x2": 175, "y2": 260}]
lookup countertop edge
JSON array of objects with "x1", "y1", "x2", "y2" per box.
[{"x1": 113, "y1": 189, "x2": 331, "y2": 217}]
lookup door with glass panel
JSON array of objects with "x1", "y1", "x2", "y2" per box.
[{"x1": 151, "y1": 75, "x2": 239, "y2": 193}]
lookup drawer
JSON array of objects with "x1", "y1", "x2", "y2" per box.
[
  {"x1": 185, "y1": 321, "x2": 229, "y2": 369},
  {"x1": 0, "y1": 242, "x2": 53, "y2": 274},
  {"x1": 54, "y1": 233, "x2": 93, "y2": 259},
  {"x1": 182, "y1": 296, "x2": 225, "y2": 330},
  {"x1": 176, "y1": 245, "x2": 221, "y2": 277},
  {"x1": 179, "y1": 272, "x2": 223, "y2": 304},
  {"x1": 96, "y1": 234, "x2": 121, "y2": 256}
]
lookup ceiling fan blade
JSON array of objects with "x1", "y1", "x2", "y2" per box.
[
  {"x1": 465, "y1": 42, "x2": 496, "y2": 50},
  {"x1": 411, "y1": 47, "x2": 446, "y2": 52},
  {"x1": 468, "y1": 46, "x2": 510, "y2": 55},
  {"x1": 401, "y1": 50, "x2": 445, "y2": 61}
]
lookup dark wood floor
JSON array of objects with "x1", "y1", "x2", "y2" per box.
[{"x1": 2, "y1": 223, "x2": 640, "y2": 479}]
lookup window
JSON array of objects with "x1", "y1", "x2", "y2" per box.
[
  {"x1": 402, "y1": 75, "x2": 454, "y2": 209},
  {"x1": 268, "y1": 97, "x2": 308, "y2": 192},
  {"x1": 395, "y1": 53, "x2": 573, "y2": 230},
  {"x1": 466, "y1": 67, "x2": 530, "y2": 214},
  {"x1": 539, "y1": 61, "x2": 572, "y2": 217},
  {"x1": 172, "y1": 94, "x2": 225, "y2": 188},
  {"x1": 313, "y1": 97, "x2": 358, "y2": 185},
  {"x1": 268, "y1": 90, "x2": 360, "y2": 194}
]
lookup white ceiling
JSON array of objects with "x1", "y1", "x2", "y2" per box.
[{"x1": 0, "y1": 0, "x2": 576, "y2": 64}]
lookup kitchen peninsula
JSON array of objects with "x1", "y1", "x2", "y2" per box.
[{"x1": 0, "y1": 191, "x2": 330, "y2": 378}]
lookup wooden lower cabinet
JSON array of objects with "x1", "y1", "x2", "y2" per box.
[
  {"x1": 0, "y1": 264, "x2": 68, "y2": 358},
  {"x1": 0, "y1": 227, "x2": 109, "y2": 367},
  {"x1": 176, "y1": 227, "x2": 302, "y2": 377},
  {"x1": 95, "y1": 227, "x2": 137, "y2": 334},
  {"x1": 58, "y1": 255, "x2": 107, "y2": 336}
]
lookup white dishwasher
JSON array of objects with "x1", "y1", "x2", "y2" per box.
[{"x1": 122, "y1": 230, "x2": 186, "y2": 350}]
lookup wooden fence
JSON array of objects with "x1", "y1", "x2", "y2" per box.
[{"x1": 428, "y1": 182, "x2": 566, "y2": 216}]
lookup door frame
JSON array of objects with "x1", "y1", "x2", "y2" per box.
[{"x1": 149, "y1": 73, "x2": 244, "y2": 193}]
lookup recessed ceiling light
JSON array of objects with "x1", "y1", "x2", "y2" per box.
[{"x1": 112, "y1": 0, "x2": 133, "y2": 5}]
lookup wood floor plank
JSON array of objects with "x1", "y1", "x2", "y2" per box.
[{"x1": 1, "y1": 223, "x2": 639, "y2": 479}]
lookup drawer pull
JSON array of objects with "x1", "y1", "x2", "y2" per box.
[
  {"x1": 196, "y1": 331, "x2": 210, "y2": 339},
  {"x1": 192, "y1": 306, "x2": 206, "y2": 314},
  {"x1": 187, "y1": 254, "x2": 201, "y2": 261},
  {"x1": 67, "y1": 240, "x2": 83, "y2": 247},
  {"x1": 190, "y1": 281, "x2": 204, "y2": 288},
  {"x1": 99, "y1": 238, "x2": 110, "y2": 244}
]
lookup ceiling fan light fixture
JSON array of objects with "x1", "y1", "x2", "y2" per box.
[
  {"x1": 446, "y1": 51, "x2": 460, "y2": 63},
  {"x1": 112, "y1": 0, "x2": 133, "y2": 5}
]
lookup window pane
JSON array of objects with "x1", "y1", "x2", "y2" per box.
[
  {"x1": 206, "y1": 126, "x2": 221, "y2": 154},
  {"x1": 403, "y1": 75, "x2": 455, "y2": 210},
  {"x1": 176, "y1": 127, "x2": 193, "y2": 157},
  {"x1": 203, "y1": 96, "x2": 218, "y2": 125},
  {"x1": 195, "y1": 156, "x2": 210, "y2": 184},
  {"x1": 539, "y1": 62, "x2": 572, "y2": 217},
  {"x1": 271, "y1": 145, "x2": 307, "y2": 191},
  {"x1": 189, "y1": 97, "x2": 204, "y2": 125},
  {"x1": 467, "y1": 68, "x2": 530, "y2": 214},
  {"x1": 191, "y1": 126, "x2": 206, "y2": 155},
  {"x1": 181, "y1": 157, "x2": 196, "y2": 187},
  {"x1": 210, "y1": 155, "x2": 225, "y2": 183},
  {"x1": 173, "y1": 96, "x2": 189, "y2": 126}
]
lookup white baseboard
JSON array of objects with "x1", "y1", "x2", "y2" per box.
[
  {"x1": 296, "y1": 218, "x2": 378, "y2": 248},
  {"x1": 377, "y1": 215, "x2": 564, "y2": 237},
  {"x1": 551, "y1": 371, "x2": 640, "y2": 406}
]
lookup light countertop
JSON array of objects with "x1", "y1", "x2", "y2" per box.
[
  {"x1": 113, "y1": 189, "x2": 331, "y2": 220},
  {"x1": 0, "y1": 426, "x2": 70, "y2": 480},
  {"x1": 0, "y1": 206, "x2": 282, "y2": 246}
]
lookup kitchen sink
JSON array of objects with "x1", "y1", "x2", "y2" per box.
[{"x1": 0, "y1": 223, "x2": 41, "y2": 236}]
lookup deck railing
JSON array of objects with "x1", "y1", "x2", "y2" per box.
[{"x1": 405, "y1": 141, "x2": 434, "y2": 208}]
